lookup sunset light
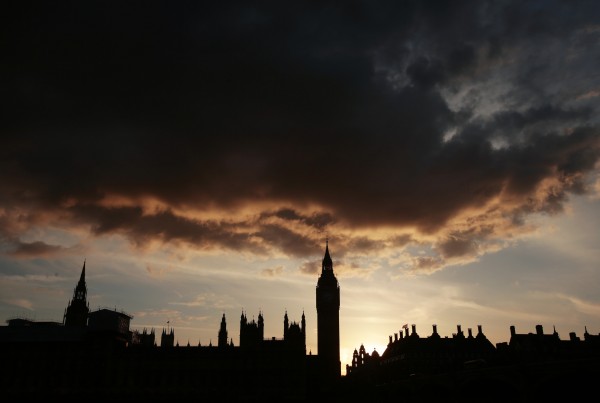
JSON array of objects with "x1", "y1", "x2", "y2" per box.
[{"x1": 1, "y1": 1, "x2": 600, "y2": 400}]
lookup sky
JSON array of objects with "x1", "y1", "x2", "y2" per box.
[{"x1": 1, "y1": 0, "x2": 600, "y2": 374}]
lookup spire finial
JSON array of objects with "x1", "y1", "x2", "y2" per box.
[
  {"x1": 322, "y1": 237, "x2": 333, "y2": 271},
  {"x1": 80, "y1": 259, "x2": 86, "y2": 282}
]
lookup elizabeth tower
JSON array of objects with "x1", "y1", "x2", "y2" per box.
[{"x1": 316, "y1": 240, "x2": 341, "y2": 381}]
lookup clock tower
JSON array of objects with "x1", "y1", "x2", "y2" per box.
[{"x1": 316, "y1": 239, "x2": 340, "y2": 382}]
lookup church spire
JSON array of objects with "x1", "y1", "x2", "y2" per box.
[
  {"x1": 64, "y1": 259, "x2": 89, "y2": 326},
  {"x1": 80, "y1": 259, "x2": 86, "y2": 282},
  {"x1": 73, "y1": 259, "x2": 87, "y2": 301}
]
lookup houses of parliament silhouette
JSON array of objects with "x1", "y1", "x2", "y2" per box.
[{"x1": 1, "y1": 242, "x2": 600, "y2": 402}]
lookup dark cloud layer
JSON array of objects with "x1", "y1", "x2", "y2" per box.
[
  {"x1": 8, "y1": 240, "x2": 66, "y2": 258},
  {"x1": 2, "y1": 1, "x2": 599, "y2": 268}
]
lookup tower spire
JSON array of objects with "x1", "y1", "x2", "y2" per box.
[
  {"x1": 64, "y1": 259, "x2": 89, "y2": 326},
  {"x1": 316, "y1": 240, "x2": 341, "y2": 382},
  {"x1": 322, "y1": 239, "x2": 333, "y2": 271},
  {"x1": 80, "y1": 259, "x2": 86, "y2": 282},
  {"x1": 218, "y1": 313, "x2": 228, "y2": 348}
]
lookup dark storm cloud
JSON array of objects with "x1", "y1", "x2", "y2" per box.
[
  {"x1": 346, "y1": 237, "x2": 386, "y2": 253},
  {"x1": 1, "y1": 1, "x2": 600, "y2": 262},
  {"x1": 254, "y1": 224, "x2": 318, "y2": 258},
  {"x1": 8, "y1": 240, "x2": 66, "y2": 258},
  {"x1": 67, "y1": 204, "x2": 269, "y2": 254},
  {"x1": 390, "y1": 235, "x2": 414, "y2": 248},
  {"x1": 437, "y1": 231, "x2": 482, "y2": 259},
  {"x1": 262, "y1": 209, "x2": 335, "y2": 230}
]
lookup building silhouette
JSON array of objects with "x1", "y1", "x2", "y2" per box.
[
  {"x1": 63, "y1": 260, "x2": 89, "y2": 326},
  {"x1": 316, "y1": 238, "x2": 341, "y2": 383},
  {"x1": 1, "y1": 242, "x2": 600, "y2": 402},
  {"x1": 218, "y1": 313, "x2": 228, "y2": 348},
  {"x1": 239, "y1": 310, "x2": 264, "y2": 349},
  {"x1": 134, "y1": 327, "x2": 155, "y2": 346},
  {"x1": 160, "y1": 326, "x2": 175, "y2": 348},
  {"x1": 342, "y1": 322, "x2": 600, "y2": 401}
]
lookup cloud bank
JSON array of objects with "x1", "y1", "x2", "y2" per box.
[{"x1": 2, "y1": 1, "x2": 599, "y2": 273}]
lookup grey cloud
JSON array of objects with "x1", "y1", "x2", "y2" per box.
[
  {"x1": 436, "y1": 234, "x2": 479, "y2": 260},
  {"x1": 254, "y1": 224, "x2": 318, "y2": 258},
  {"x1": 299, "y1": 260, "x2": 319, "y2": 276},
  {"x1": 264, "y1": 209, "x2": 335, "y2": 230},
  {"x1": 68, "y1": 204, "x2": 269, "y2": 254},
  {"x1": 8, "y1": 240, "x2": 68, "y2": 258}
]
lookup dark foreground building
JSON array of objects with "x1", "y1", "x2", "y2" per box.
[
  {"x1": 342, "y1": 323, "x2": 600, "y2": 402},
  {"x1": 2, "y1": 246, "x2": 600, "y2": 402}
]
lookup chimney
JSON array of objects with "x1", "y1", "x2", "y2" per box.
[
  {"x1": 411, "y1": 324, "x2": 417, "y2": 335},
  {"x1": 394, "y1": 333, "x2": 398, "y2": 342},
  {"x1": 457, "y1": 325, "x2": 462, "y2": 335},
  {"x1": 468, "y1": 328, "x2": 473, "y2": 338},
  {"x1": 477, "y1": 325, "x2": 483, "y2": 335},
  {"x1": 432, "y1": 324, "x2": 438, "y2": 334},
  {"x1": 405, "y1": 327, "x2": 409, "y2": 338},
  {"x1": 389, "y1": 335, "x2": 392, "y2": 344},
  {"x1": 510, "y1": 326, "x2": 516, "y2": 337},
  {"x1": 569, "y1": 332, "x2": 579, "y2": 341},
  {"x1": 536, "y1": 325, "x2": 543, "y2": 336},
  {"x1": 400, "y1": 331, "x2": 404, "y2": 340}
]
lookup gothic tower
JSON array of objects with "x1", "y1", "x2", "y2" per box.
[
  {"x1": 283, "y1": 310, "x2": 306, "y2": 354},
  {"x1": 239, "y1": 311, "x2": 264, "y2": 349},
  {"x1": 63, "y1": 260, "x2": 89, "y2": 326},
  {"x1": 218, "y1": 313, "x2": 228, "y2": 348},
  {"x1": 161, "y1": 327, "x2": 175, "y2": 347},
  {"x1": 316, "y1": 240, "x2": 340, "y2": 381}
]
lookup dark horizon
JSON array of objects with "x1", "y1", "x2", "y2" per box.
[{"x1": 2, "y1": 249, "x2": 600, "y2": 402}]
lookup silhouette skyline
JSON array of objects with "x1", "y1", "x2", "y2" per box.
[
  {"x1": 1, "y1": 0, "x2": 600, "y2": 382},
  {"x1": 2, "y1": 244, "x2": 599, "y2": 401}
]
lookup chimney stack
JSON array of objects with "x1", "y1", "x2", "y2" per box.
[{"x1": 536, "y1": 325, "x2": 543, "y2": 336}]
